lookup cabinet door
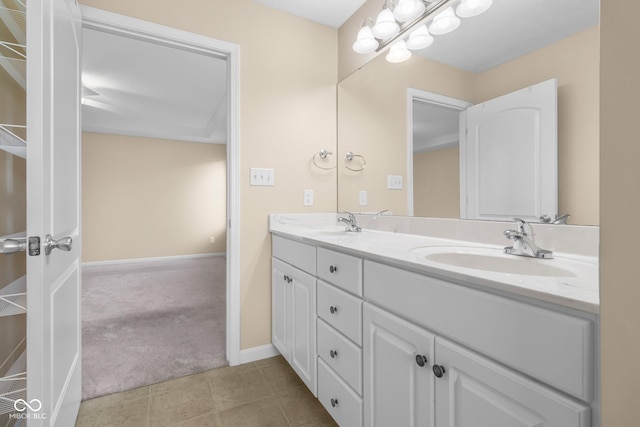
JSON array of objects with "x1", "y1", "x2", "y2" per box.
[
  {"x1": 434, "y1": 337, "x2": 590, "y2": 427},
  {"x1": 272, "y1": 258, "x2": 290, "y2": 360},
  {"x1": 363, "y1": 303, "x2": 435, "y2": 427},
  {"x1": 290, "y1": 267, "x2": 317, "y2": 396}
]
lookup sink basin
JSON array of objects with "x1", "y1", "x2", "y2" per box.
[{"x1": 411, "y1": 246, "x2": 580, "y2": 277}]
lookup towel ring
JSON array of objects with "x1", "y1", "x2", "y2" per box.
[
  {"x1": 345, "y1": 151, "x2": 366, "y2": 172},
  {"x1": 312, "y1": 149, "x2": 336, "y2": 170}
]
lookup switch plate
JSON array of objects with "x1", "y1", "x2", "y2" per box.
[
  {"x1": 359, "y1": 190, "x2": 368, "y2": 206},
  {"x1": 250, "y1": 168, "x2": 274, "y2": 186},
  {"x1": 387, "y1": 175, "x2": 403, "y2": 190},
  {"x1": 209, "y1": 236, "x2": 215, "y2": 244},
  {"x1": 304, "y1": 189, "x2": 314, "y2": 207}
]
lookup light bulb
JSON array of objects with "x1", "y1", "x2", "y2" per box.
[
  {"x1": 406, "y1": 24, "x2": 434, "y2": 50},
  {"x1": 428, "y1": 7, "x2": 461, "y2": 35},
  {"x1": 372, "y1": 7, "x2": 400, "y2": 40},
  {"x1": 353, "y1": 24, "x2": 379, "y2": 54},
  {"x1": 394, "y1": 0, "x2": 426, "y2": 23},
  {"x1": 456, "y1": 0, "x2": 492, "y2": 18},
  {"x1": 386, "y1": 40, "x2": 412, "y2": 63}
]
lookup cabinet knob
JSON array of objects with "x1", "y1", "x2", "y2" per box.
[
  {"x1": 415, "y1": 354, "x2": 428, "y2": 367},
  {"x1": 331, "y1": 398, "x2": 339, "y2": 408},
  {"x1": 330, "y1": 349, "x2": 338, "y2": 359},
  {"x1": 432, "y1": 364, "x2": 446, "y2": 378},
  {"x1": 329, "y1": 265, "x2": 338, "y2": 273},
  {"x1": 329, "y1": 306, "x2": 338, "y2": 314}
]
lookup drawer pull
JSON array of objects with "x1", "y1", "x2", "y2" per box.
[
  {"x1": 433, "y1": 364, "x2": 446, "y2": 378},
  {"x1": 329, "y1": 265, "x2": 338, "y2": 273},
  {"x1": 331, "y1": 398, "x2": 339, "y2": 408},
  {"x1": 283, "y1": 274, "x2": 292, "y2": 283},
  {"x1": 330, "y1": 349, "x2": 338, "y2": 359},
  {"x1": 330, "y1": 306, "x2": 339, "y2": 314},
  {"x1": 415, "y1": 354, "x2": 428, "y2": 367}
]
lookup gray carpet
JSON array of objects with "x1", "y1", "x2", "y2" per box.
[{"x1": 81, "y1": 256, "x2": 227, "y2": 400}]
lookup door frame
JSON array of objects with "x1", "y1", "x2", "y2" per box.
[
  {"x1": 406, "y1": 88, "x2": 472, "y2": 216},
  {"x1": 80, "y1": 6, "x2": 242, "y2": 365}
]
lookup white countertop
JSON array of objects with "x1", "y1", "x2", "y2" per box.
[{"x1": 269, "y1": 214, "x2": 599, "y2": 314}]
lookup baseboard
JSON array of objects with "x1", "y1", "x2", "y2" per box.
[
  {"x1": 237, "y1": 343, "x2": 280, "y2": 365},
  {"x1": 82, "y1": 252, "x2": 226, "y2": 267}
]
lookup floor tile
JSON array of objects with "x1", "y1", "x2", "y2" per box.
[
  {"x1": 258, "y1": 356, "x2": 305, "y2": 393},
  {"x1": 218, "y1": 396, "x2": 290, "y2": 427},
  {"x1": 75, "y1": 391, "x2": 149, "y2": 427},
  {"x1": 149, "y1": 380, "x2": 215, "y2": 427},
  {"x1": 209, "y1": 368, "x2": 273, "y2": 412},
  {"x1": 276, "y1": 384, "x2": 338, "y2": 427}
]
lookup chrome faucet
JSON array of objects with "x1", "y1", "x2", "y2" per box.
[
  {"x1": 539, "y1": 213, "x2": 570, "y2": 224},
  {"x1": 337, "y1": 211, "x2": 362, "y2": 232},
  {"x1": 503, "y1": 218, "x2": 553, "y2": 259}
]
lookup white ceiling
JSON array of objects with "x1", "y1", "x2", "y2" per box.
[{"x1": 81, "y1": 0, "x2": 599, "y2": 144}]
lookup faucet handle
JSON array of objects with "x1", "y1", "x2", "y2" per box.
[
  {"x1": 341, "y1": 211, "x2": 356, "y2": 222},
  {"x1": 512, "y1": 218, "x2": 531, "y2": 235}
]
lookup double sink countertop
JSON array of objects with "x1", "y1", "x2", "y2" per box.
[{"x1": 269, "y1": 213, "x2": 599, "y2": 314}]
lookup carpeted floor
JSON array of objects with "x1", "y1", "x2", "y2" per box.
[{"x1": 81, "y1": 256, "x2": 227, "y2": 400}]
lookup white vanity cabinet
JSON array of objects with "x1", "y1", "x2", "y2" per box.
[{"x1": 271, "y1": 236, "x2": 317, "y2": 395}]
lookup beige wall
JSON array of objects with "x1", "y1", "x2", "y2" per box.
[
  {"x1": 0, "y1": 45, "x2": 26, "y2": 426},
  {"x1": 476, "y1": 26, "x2": 600, "y2": 226},
  {"x1": 337, "y1": 25, "x2": 600, "y2": 225},
  {"x1": 338, "y1": 53, "x2": 475, "y2": 215},
  {"x1": 600, "y1": 1, "x2": 640, "y2": 425},
  {"x1": 79, "y1": 0, "x2": 338, "y2": 350},
  {"x1": 82, "y1": 132, "x2": 227, "y2": 262},
  {"x1": 413, "y1": 147, "x2": 459, "y2": 218}
]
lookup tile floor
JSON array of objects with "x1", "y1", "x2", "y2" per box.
[{"x1": 75, "y1": 355, "x2": 338, "y2": 427}]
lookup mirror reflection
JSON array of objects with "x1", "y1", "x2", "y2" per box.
[{"x1": 337, "y1": 0, "x2": 600, "y2": 226}]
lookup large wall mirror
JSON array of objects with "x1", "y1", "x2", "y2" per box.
[{"x1": 337, "y1": 0, "x2": 600, "y2": 226}]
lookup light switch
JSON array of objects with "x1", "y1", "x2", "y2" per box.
[
  {"x1": 387, "y1": 175, "x2": 403, "y2": 190},
  {"x1": 250, "y1": 168, "x2": 274, "y2": 186}
]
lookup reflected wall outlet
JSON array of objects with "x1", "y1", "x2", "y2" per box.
[
  {"x1": 359, "y1": 190, "x2": 368, "y2": 206},
  {"x1": 304, "y1": 189, "x2": 314, "y2": 207},
  {"x1": 250, "y1": 168, "x2": 274, "y2": 186},
  {"x1": 387, "y1": 175, "x2": 403, "y2": 190},
  {"x1": 209, "y1": 236, "x2": 216, "y2": 244}
]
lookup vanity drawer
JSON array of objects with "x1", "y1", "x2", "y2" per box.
[
  {"x1": 272, "y1": 234, "x2": 316, "y2": 275},
  {"x1": 318, "y1": 281, "x2": 363, "y2": 346},
  {"x1": 317, "y1": 247, "x2": 363, "y2": 296},
  {"x1": 317, "y1": 318, "x2": 363, "y2": 395},
  {"x1": 318, "y1": 358, "x2": 363, "y2": 427},
  {"x1": 364, "y1": 260, "x2": 594, "y2": 402}
]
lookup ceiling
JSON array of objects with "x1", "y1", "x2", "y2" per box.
[{"x1": 81, "y1": 0, "x2": 599, "y2": 144}]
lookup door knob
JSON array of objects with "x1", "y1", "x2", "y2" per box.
[
  {"x1": 415, "y1": 354, "x2": 428, "y2": 367},
  {"x1": 0, "y1": 238, "x2": 27, "y2": 254},
  {"x1": 44, "y1": 234, "x2": 73, "y2": 255},
  {"x1": 432, "y1": 364, "x2": 446, "y2": 378}
]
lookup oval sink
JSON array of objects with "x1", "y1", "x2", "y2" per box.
[{"x1": 412, "y1": 246, "x2": 580, "y2": 277}]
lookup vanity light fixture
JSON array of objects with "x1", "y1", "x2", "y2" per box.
[
  {"x1": 386, "y1": 39, "x2": 412, "y2": 63},
  {"x1": 428, "y1": 6, "x2": 460, "y2": 35},
  {"x1": 352, "y1": 0, "x2": 492, "y2": 63},
  {"x1": 372, "y1": 0, "x2": 400, "y2": 40}
]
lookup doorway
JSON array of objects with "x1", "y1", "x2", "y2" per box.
[{"x1": 79, "y1": 6, "x2": 240, "y2": 396}]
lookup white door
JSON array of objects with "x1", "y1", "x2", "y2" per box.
[
  {"x1": 460, "y1": 79, "x2": 557, "y2": 222},
  {"x1": 271, "y1": 258, "x2": 290, "y2": 359},
  {"x1": 433, "y1": 337, "x2": 589, "y2": 427},
  {"x1": 26, "y1": 0, "x2": 82, "y2": 425},
  {"x1": 363, "y1": 303, "x2": 435, "y2": 427}
]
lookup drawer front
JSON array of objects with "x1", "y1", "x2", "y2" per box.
[
  {"x1": 318, "y1": 358, "x2": 363, "y2": 427},
  {"x1": 317, "y1": 247, "x2": 363, "y2": 296},
  {"x1": 318, "y1": 280, "x2": 363, "y2": 345},
  {"x1": 317, "y1": 318, "x2": 363, "y2": 395},
  {"x1": 272, "y1": 234, "x2": 316, "y2": 275},
  {"x1": 365, "y1": 260, "x2": 594, "y2": 402}
]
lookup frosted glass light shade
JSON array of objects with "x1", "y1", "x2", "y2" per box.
[
  {"x1": 406, "y1": 24, "x2": 434, "y2": 50},
  {"x1": 429, "y1": 7, "x2": 461, "y2": 35},
  {"x1": 353, "y1": 25, "x2": 379, "y2": 54},
  {"x1": 386, "y1": 40, "x2": 412, "y2": 63},
  {"x1": 372, "y1": 8, "x2": 400, "y2": 39},
  {"x1": 456, "y1": 0, "x2": 492, "y2": 18},
  {"x1": 394, "y1": 0, "x2": 426, "y2": 23}
]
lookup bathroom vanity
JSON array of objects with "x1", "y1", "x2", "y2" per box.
[{"x1": 269, "y1": 213, "x2": 599, "y2": 427}]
